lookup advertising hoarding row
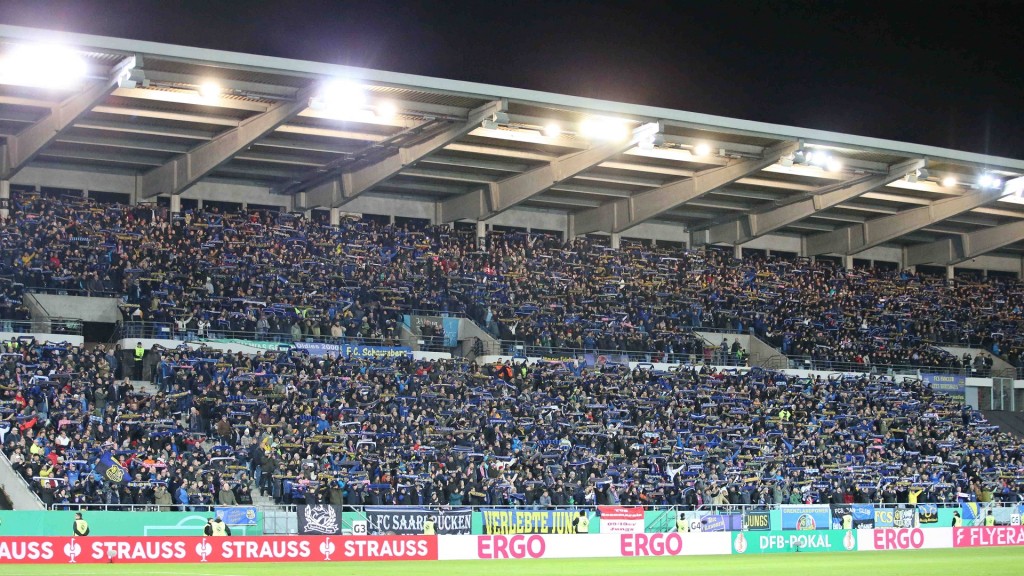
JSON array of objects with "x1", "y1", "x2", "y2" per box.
[{"x1": 0, "y1": 528, "x2": 1021, "y2": 564}]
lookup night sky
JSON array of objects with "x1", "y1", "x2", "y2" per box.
[{"x1": 2, "y1": 0, "x2": 1023, "y2": 159}]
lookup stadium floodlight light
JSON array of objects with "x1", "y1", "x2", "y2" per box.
[
  {"x1": 0, "y1": 44, "x2": 88, "y2": 89},
  {"x1": 942, "y1": 176, "x2": 958, "y2": 188},
  {"x1": 826, "y1": 157, "x2": 843, "y2": 173},
  {"x1": 197, "y1": 81, "x2": 220, "y2": 101},
  {"x1": 693, "y1": 143, "x2": 711, "y2": 157},
  {"x1": 310, "y1": 79, "x2": 367, "y2": 114},
  {"x1": 579, "y1": 117, "x2": 630, "y2": 141},
  {"x1": 978, "y1": 174, "x2": 1002, "y2": 189},
  {"x1": 376, "y1": 101, "x2": 398, "y2": 119},
  {"x1": 543, "y1": 123, "x2": 561, "y2": 138},
  {"x1": 793, "y1": 149, "x2": 807, "y2": 165}
]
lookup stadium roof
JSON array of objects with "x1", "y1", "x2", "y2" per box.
[{"x1": 2, "y1": 24, "x2": 1024, "y2": 264}]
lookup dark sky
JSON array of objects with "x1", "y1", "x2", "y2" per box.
[{"x1": 3, "y1": 0, "x2": 1023, "y2": 159}]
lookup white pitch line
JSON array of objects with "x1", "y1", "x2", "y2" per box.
[{"x1": 6, "y1": 572, "x2": 248, "y2": 576}]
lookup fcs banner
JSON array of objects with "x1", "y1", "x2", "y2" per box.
[
  {"x1": 832, "y1": 505, "x2": 875, "y2": 529},
  {"x1": 293, "y1": 342, "x2": 412, "y2": 359},
  {"x1": 733, "y1": 530, "x2": 857, "y2": 554},
  {"x1": 873, "y1": 507, "x2": 915, "y2": 529},
  {"x1": 922, "y1": 373, "x2": 966, "y2": 401},
  {"x1": 0, "y1": 535, "x2": 436, "y2": 564},
  {"x1": 365, "y1": 507, "x2": 471, "y2": 535},
  {"x1": 214, "y1": 507, "x2": 258, "y2": 526},
  {"x1": 481, "y1": 509, "x2": 586, "y2": 535},
  {"x1": 780, "y1": 505, "x2": 831, "y2": 531},
  {"x1": 298, "y1": 505, "x2": 343, "y2": 535},
  {"x1": 744, "y1": 511, "x2": 771, "y2": 532},
  {"x1": 597, "y1": 507, "x2": 644, "y2": 534}
]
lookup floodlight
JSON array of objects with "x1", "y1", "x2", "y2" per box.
[
  {"x1": 197, "y1": 81, "x2": 220, "y2": 100},
  {"x1": 0, "y1": 44, "x2": 88, "y2": 89},
  {"x1": 694, "y1": 143, "x2": 711, "y2": 156},
  {"x1": 376, "y1": 101, "x2": 398, "y2": 119},
  {"x1": 311, "y1": 80, "x2": 367, "y2": 113},
  {"x1": 793, "y1": 150, "x2": 807, "y2": 165},
  {"x1": 942, "y1": 176, "x2": 957, "y2": 187},
  {"x1": 979, "y1": 174, "x2": 999, "y2": 189},
  {"x1": 543, "y1": 123, "x2": 561, "y2": 138},
  {"x1": 580, "y1": 117, "x2": 629, "y2": 141},
  {"x1": 826, "y1": 158, "x2": 843, "y2": 173}
]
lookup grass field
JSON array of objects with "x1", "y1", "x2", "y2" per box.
[{"x1": 5, "y1": 548, "x2": 1021, "y2": 576}]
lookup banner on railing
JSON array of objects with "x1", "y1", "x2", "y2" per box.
[
  {"x1": 699, "y1": 514, "x2": 743, "y2": 532},
  {"x1": 874, "y1": 507, "x2": 915, "y2": 529},
  {"x1": 298, "y1": 505, "x2": 343, "y2": 535},
  {"x1": 584, "y1": 353, "x2": 630, "y2": 367},
  {"x1": 733, "y1": 530, "x2": 857, "y2": 554},
  {"x1": 293, "y1": 342, "x2": 413, "y2": 358},
  {"x1": 597, "y1": 506, "x2": 643, "y2": 533},
  {"x1": 921, "y1": 373, "x2": 966, "y2": 401},
  {"x1": 831, "y1": 504, "x2": 875, "y2": 529},
  {"x1": 480, "y1": 509, "x2": 588, "y2": 535},
  {"x1": 744, "y1": 511, "x2": 771, "y2": 531},
  {"x1": 365, "y1": 507, "x2": 471, "y2": 535},
  {"x1": 0, "y1": 535, "x2": 436, "y2": 563},
  {"x1": 780, "y1": 505, "x2": 831, "y2": 530},
  {"x1": 917, "y1": 504, "x2": 938, "y2": 525},
  {"x1": 214, "y1": 506, "x2": 258, "y2": 526}
]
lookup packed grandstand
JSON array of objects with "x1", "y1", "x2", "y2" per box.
[{"x1": 2, "y1": 192, "x2": 1023, "y2": 512}]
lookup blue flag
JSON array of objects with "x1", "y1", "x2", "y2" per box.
[{"x1": 96, "y1": 450, "x2": 129, "y2": 484}]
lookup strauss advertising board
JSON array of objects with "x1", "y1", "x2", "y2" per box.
[{"x1": 0, "y1": 536, "x2": 436, "y2": 564}]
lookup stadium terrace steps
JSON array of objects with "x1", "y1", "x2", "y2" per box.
[{"x1": 0, "y1": 451, "x2": 45, "y2": 510}]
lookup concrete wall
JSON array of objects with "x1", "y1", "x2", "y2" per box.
[{"x1": 30, "y1": 294, "x2": 122, "y2": 323}]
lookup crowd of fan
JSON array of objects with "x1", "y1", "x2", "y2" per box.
[
  {"x1": 3, "y1": 192, "x2": 1024, "y2": 372},
  {"x1": 2, "y1": 336, "x2": 1021, "y2": 511}
]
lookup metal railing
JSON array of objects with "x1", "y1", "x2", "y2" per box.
[
  {"x1": 21, "y1": 285, "x2": 122, "y2": 297},
  {"x1": 486, "y1": 340, "x2": 748, "y2": 365},
  {"x1": 783, "y1": 355, "x2": 977, "y2": 376},
  {"x1": 0, "y1": 318, "x2": 83, "y2": 336},
  {"x1": 47, "y1": 501, "x2": 977, "y2": 514},
  {"x1": 114, "y1": 321, "x2": 448, "y2": 351}
]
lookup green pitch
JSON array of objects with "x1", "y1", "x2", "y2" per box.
[{"x1": 4, "y1": 548, "x2": 1019, "y2": 576}]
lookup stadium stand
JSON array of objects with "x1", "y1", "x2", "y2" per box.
[
  {"x1": 1, "y1": 336, "x2": 1021, "y2": 510},
  {"x1": 0, "y1": 191, "x2": 1018, "y2": 372}
]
